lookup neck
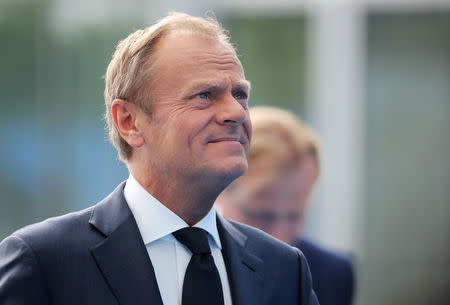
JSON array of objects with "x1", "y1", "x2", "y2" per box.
[{"x1": 128, "y1": 164, "x2": 230, "y2": 226}]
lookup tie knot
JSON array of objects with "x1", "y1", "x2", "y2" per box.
[{"x1": 173, "y1": 227, "x2": 211, "y2": 255}]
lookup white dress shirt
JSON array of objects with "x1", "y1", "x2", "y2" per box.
[{"x1": 124, "y1": 174, "x2": 233, "y2": 305}]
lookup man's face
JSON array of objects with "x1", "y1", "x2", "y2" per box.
[
  {"x1": 138, "y1": 32, "x2": 251, "y2": 186},
  {"x1": 226, "y1": 156, "x2": 318, "y2": 244}
]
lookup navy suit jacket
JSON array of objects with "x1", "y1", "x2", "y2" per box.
[
  {"x1": 293, "y1": 239, "x2": 354, "y2": 305},
  {"x1": 0, "y1": 183, "x2": 319, "y2": 305}
]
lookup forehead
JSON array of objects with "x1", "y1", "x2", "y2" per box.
[{"x1": 153, "y1": 31, "x2": 247, "y2": 83}]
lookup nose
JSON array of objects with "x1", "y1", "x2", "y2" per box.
[{"x1": 216, "y1": 94, "x2": 247, "y2": 126}]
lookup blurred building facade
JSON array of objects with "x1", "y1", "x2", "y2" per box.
[{"x1": 0, "y1": 0, "x2": 449, "y2": 304}]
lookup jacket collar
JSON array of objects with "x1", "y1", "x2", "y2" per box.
[
  {"x1": 89, "y1": 182, "x2": 164, "y2": 305},
  {"x1": 217, "y1": 214, "x2": 265, "y2": 305}
]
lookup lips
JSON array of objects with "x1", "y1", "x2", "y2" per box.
[{"x1": 208, "y1": 136, "x2": 246, "y2": 144}]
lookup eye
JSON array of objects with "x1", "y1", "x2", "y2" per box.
[
  {"x1": 196, "y1": 92, "x2": 210, "y2": 99},
  {"x1": 234, "y1": 91, "x2": 248, "y2": 100}
]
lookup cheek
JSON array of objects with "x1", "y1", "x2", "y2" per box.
[
  {"x1": 166, "y1": 121, "x2": 204, "y2": 156},
  {"x1": 244, "y1": 117, "x2": 252, "y2": 142}
]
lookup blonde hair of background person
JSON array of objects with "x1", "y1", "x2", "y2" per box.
[
  {"x1": 104, "y1": 12, "x2": 235, "y2": 160},
  {"x1": 217, "y1": 105, "x2": 321, "y2": 244}
]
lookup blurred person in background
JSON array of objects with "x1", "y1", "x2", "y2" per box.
[
  {"x1": 217, "y1": 106, "x2": 354, "y2": 305},
  {"x1": 0, "y1": 13, "x2": 318, "y2": 305}
]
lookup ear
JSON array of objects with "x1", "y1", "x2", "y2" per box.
[{"x1": 111, "y1": 99, "x2": 145, "y2": 148}]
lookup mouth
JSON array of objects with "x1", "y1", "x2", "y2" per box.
[{"x1": 208, "y1": 137, "x2": 245, "y2": 144}]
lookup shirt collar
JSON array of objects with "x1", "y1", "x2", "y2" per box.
[{"x1": 124, "y1": 174, "x2": 222, "y2": 249}]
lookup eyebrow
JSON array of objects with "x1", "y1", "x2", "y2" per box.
[
  {"x1": 185, "y1": 79, "x2": 251, "y2": 96},
  {"x1": 238, "y1": 80, "x2": 252, "y2": 92}
]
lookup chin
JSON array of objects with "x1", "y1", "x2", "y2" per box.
[
  {"x1": 220, "y1": 162, "x2": 248, "y2": 182},
  {"x1": 203, "y1": 160, "x2": 248, "y2": 185}
]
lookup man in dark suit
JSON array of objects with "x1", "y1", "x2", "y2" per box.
[
  {"x1": 0, "y1": 13, "x2": 318, "y2": 305},
  {"x1": 217, "y1": 106, "x2": 354, "y2": 305}
]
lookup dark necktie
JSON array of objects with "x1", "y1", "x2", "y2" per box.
[{"x1": 172, "y1": 227, "x2": 225, "y2": 305}]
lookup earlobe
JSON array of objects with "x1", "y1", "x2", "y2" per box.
[{"x1": 111, "y1": 99, "x2": 145, "y2": 148}]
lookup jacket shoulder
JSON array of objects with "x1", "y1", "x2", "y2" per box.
[
  {"x1": 8, "y1": 181, "x2": 127, "y2": 249},
  {"x1": 225, "y1": 218, "x2": 299, "y2": 259},
  {"x1": 8, "y1": 205, "x2": 98, "y2": 255}
]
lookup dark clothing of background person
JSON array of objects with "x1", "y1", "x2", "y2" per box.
[{"x1": 295, "y1": 239, "x2": 354, "y2": 305}]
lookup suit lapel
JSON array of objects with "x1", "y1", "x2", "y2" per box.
[
  {"x1": 217, "y1": 215, "x2": 265, "y2": 305},
  {"x1": 89, "y1": 183, "x2": 163, "y2": 305}
]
